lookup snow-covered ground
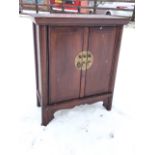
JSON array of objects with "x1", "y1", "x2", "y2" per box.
[{"x1": 0, "y1": 8, "x2": 155, "y2": 154}]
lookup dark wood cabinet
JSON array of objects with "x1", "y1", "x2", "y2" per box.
[
  {"x1": 47, "y1": 26, "x2": 116, "y2": 103},
  {"x1": 30, "y1": 14, "x2": 129, "y2": 125}
]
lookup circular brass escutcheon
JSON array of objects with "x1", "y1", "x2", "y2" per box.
[{"x1": 75, "y1": 51, "x2": 93, "y2": 71}]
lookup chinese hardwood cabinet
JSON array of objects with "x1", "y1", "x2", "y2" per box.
[{"x1": 28, "y1": 14, "x2": 129, "y2": 126}]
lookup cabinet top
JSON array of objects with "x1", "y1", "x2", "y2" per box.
[{"x1": 22, "y1": 13, "x2": 130, "y2": 26}]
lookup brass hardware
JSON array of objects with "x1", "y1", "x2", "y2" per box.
[{"x1": 75, "y1": 51, "x2": 93, "y2": 71}]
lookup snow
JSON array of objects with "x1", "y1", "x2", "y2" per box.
[
  {"x1": 18, "y1": 102, "x2": 136, "y2": 155},
  {"x1": 1, "y1": 9, "x2": 155, "y2": 154}
]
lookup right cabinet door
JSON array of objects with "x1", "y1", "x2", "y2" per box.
[{"x1": 85, "y1": 27, "x2": 117, "y2": 96}]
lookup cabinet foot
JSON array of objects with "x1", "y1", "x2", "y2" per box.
[
  {"x1": 103, "y1": 96, "x2": 112, "y2": 111},
  {"x1": 41, "y1": 107, "x2": 55, "y2": 126}
]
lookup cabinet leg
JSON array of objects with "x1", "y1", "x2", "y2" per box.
[
  {"x1": 41, "y1": 107, "x2": 55, "y2": 126},
  {"x1": 37, "y1": 96, "x2": 41, "y2": 107},
  {"x1": 103, "y1": 96, "x2": 113, "y2": 111}
]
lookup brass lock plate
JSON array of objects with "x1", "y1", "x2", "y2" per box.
[{"x1": 75, "y1": 51, "x2": 94, "y2": 71}]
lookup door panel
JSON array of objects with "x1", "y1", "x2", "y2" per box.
[
  {"x1": 85, "y1": 27, "x2": 116, "y2": 96},
  {"x1": 49, "y1": 27, "x2": 84, "y2": 103}
]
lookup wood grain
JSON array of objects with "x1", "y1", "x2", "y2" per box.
[
  {"x1": 49, "y1": 27, "x2": 84, "y2": 103},
  {"x1": 85, "y1": 26, "x2": 116, "y2": 96}
]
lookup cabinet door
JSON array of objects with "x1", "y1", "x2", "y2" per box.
[
  {"x1": 85, "y1": 27, "x2": 116, "y2": 96},
  {"x1": 49, "y1": 27, "x2": 84, "y2": 103}
]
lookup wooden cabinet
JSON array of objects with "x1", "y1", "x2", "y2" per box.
[
  {"x1": 48, "y1": 26, "x2": 117, "y2": 102},
  {"x1": 32, "y1": 14, "x2": 129, "y2": 126}
]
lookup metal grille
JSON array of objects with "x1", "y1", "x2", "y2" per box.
[{"x1": 19, "y1": 0, "x2": 134, "y2": 16}]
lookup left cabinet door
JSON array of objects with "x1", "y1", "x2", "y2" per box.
[{"x1": 49, "y1": 27, "x2": 84, "y2": 103}]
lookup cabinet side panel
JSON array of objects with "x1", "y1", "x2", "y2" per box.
[
  {"x1": 49, "y1": 27, "x2": 83, "y2": 103},
  {"x1": 36, "y1": 25, "x2": 49, "y2": 106},
  {"x1": 85, "y1": 27, "x2": 116, "y2": 96},
  {"x1": 33, "y1": 23, "x2": 42, "y2": 106},
  {"x1": 36, "y1": 25, "x2": 42, "y2": 101},
  {"x1": 109, "y1": 26, "x2": 123, "y2": 92}
]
